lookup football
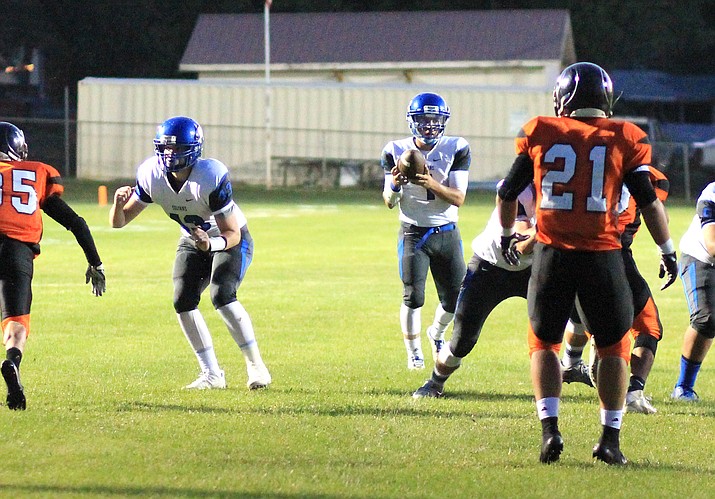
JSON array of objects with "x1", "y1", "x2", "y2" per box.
[{"x1": 397, "y1": 149, "x2": 427, "y2": 180}]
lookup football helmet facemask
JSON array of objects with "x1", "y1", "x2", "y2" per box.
[
  {"x1": 0, "y1": 122, "x2": 28, "y2": 161},
  {"x1": 154, "y1": 116, "x2": 204, "y2": 173},
  {"x1": 553, "y1": 62, "x2": 614, "y2": 118},
  {"x1": 406, "y1": 93, "x2": 450, "y2": 145}
]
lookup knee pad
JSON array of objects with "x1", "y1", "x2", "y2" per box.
[
  {"x1": 209, "y1": 283, "x2": 236, "y2": 309},
  {"x1": 692, "y1": 315, "x2": 715, "y2": 339},
  {"x1": 403, "y1": 286, "x2": 425, "y2": 309},
  {"x1": 633, "y1": 332, "x2": 659, "y2": 355}
]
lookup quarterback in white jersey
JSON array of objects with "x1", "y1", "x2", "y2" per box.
[
  {"x1": 671, "y1": 181, "x2": 715, "y2": 402},
  {"x1": 110, "y1": 116, "x2": 270, "y2": 391},
  {"x1": 413, "y1": 182, "x2": 537, "y2": 398},
  {"x1": 381, "y1": 92, "x2": 470, "y2": 370}
]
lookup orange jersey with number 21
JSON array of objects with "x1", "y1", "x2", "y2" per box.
[
  {"x1": 0, "y1": 160, "x2": 64, "y2": 245},
  {"x1": 516, "y1": 116, "x2": 651, "y2": 251}
]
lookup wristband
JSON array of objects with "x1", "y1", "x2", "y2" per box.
[
  {"x1": 390, "y1": 183, "x2": 401, "y2": 193},
  {"x1": 658, "y1": 238, "x2": 675, "y2": 254},
  {"x1": 501, "y1": 226, "x2": 515, "y2": 238},
  {"x1": 386, "y1": 189, "x2": 402, "y2": 207},
  {"x1": 209, "y1": 236, "x2": 228, "y2": 252}
]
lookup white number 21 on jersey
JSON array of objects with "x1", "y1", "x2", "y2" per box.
[{"x1": 540, "y1": 144, "x2": 607, "y2": 213}]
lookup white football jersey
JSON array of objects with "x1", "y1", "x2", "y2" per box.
[
  {"x1": 472, "y1": 182, "x2": 536, "y2": 271},
  {"x1": 133, "y1": 156, "x2": 247, "y2": 238},
  {"x1": 381, "y1": 136, "x2": 470, "y2": 227},
  {"x1": 680, "y1": 181, "x2": 715, "y2": 265}
]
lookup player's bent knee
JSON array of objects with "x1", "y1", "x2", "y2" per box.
[
  {"x1": 692, "y1": 317, "x2": 715, "y2": 339},
  {"x1": 2, "y1": 316, "x2": 29, "y2": 342},
  {"x1": 403, "y1": 291, "x2": 425, "y2": 309},
  {"x1": 633, "y1": 333, "x2": 659, "y2": 355}
]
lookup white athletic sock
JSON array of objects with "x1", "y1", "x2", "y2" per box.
[
  {"x1": 536, "y1": 397, "x2": 560, "y2": 420},
  {"x1": 563, "y1": 344, "x2": 585, "y2": 367},
  {"x1": 217, "y1": 301, "x2": 263, "y2": 365},
  {"x1": 177, "y1": 310, "x2": 221, "y2": 374},
  {"x1": 401, "y1": 304, "x2": 422, "y2": 353},
  {"x1": 600, "y1": 408, "x2": 624, "y2": 429},
  {"x1": 429, "y1": 304, "x2": 454, "y2": 340}
]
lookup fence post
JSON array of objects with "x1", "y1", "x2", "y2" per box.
[{"x1": 682, "y1": 142, "x2": 691, "y2": 202}]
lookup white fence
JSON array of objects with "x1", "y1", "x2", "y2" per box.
[{"x1": 76, "y1": 78, "x2": 552, "y2": 186}]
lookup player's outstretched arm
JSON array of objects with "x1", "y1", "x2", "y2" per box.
[{"x1": 641, "y1": 199, "x2": 678, "y2": 290}]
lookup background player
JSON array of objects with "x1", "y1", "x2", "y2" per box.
[
  {"x1": 671, "y1": 181, "x2": 715, "y2": 402},
  {"x1": 381, "y1": 92, "x2": 470, "y2": 369},
  {"x1": 110, "y1": 116, "x2": 270, "y2": 390},
  {"x1": 497, "y1": 62, "x2": 677, "y2": 465},
  {"x1": 0, "y1": 121, "x2": 105, "y2": 410},
  {"x1": 562, "y1": 166, "x2": 671, "y2": 414},
  {"x1": 413, "y1": 182, "x2": 536, "y2": 398}
]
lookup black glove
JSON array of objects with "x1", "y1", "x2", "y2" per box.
[
  {"x1": 85, "y1": 264, "x2": 106, "y2": 297},
  {"x1": 500, "y1": 232, "x2": 529, "y2": 266},
  {"x1": 658, "y1": 252, "x2": 678, "y2": 290}
]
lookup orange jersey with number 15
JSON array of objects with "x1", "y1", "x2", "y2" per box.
[
  {"x1": 516, "y1": 116, "x2": 651, "y2": 251},
  {"x1": 0, "y1": 160, "x2": 64, "y2": 244}
]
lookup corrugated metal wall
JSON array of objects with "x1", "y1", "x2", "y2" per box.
[{"x1": 77, "y1": 78, "x2": 552, "y2": 184}]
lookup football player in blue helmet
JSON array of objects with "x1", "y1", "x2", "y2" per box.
[
  {"x1": 382, "y1": 93, "x2": 471, "y2": 371},
  {"x1": 406, "y1": 92, "x2": 451, "y2": 145},
  {"x1": 111, "y1": 116, "x2": 272, "y2": 391},
  {"x1": 553, "y1": 62, "x2": 614, "y2": 118},
  {"x1": 0, "y1": 122, "x2": 29, "y2": 161},
  {"x1": 153, "y1": 116, "x2": 204, "y2": 173}
]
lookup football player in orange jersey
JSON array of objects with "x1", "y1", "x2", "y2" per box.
[
  {"x1": 0, "y1": 122, "x2": 105, "y2": 410},
  {"x1": 561, "y1": 166, "x2": 670, "y2": 415},
  {"x1": 497, "y1": 63, "x2": 678, "y2": 465}
]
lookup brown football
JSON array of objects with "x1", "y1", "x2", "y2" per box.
[{"x1": 397, "y1": 149, "x2": 427, "y2": 180}]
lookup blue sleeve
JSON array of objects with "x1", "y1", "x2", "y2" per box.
[
  {"x1": 208, "y1": 173, "x2": 233, "y2": 212},
  {"x1": 135, "y1": 183, "x2": 152, "y2": 204}
]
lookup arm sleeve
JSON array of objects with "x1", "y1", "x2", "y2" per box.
[
  {"x1": 498, "y1": 154, "x2": 534, "y2": 201},
  {"x1": 624, "y1": 167, "x2": 657, "y2": 208},
  {"x1": 42, "y1": 195, "x2": 102, "y2": 266}
]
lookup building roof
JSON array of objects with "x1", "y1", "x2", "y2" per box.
[{"x1": 180, "y1": 9, "x2": 574, "y2": 70}]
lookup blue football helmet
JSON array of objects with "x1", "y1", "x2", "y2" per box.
[
  {"x1": 153, "y1": 116, "x2": 204, "y2": 173},
  {"x1": 553, "y1": 62, "x2": 614, "y2": 118},
  {"x1": 0, "y1": 122, "x2": 28, "y2": 161},
  {"x1": 406, "y1": 93, "x2": 450, "y2": 145}
]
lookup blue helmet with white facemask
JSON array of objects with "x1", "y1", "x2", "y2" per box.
[
  {"x1": 153, "y1": 116, "x2": 204, "y2": 173},
  {"x1": 406, "y1": 93, "x2": 450, "y2": 145}
]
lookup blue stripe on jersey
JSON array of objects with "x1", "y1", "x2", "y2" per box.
[
  {"x1": 209, "y1": 173, "x2": 233, "y2": 212},
  {"x1": 135, "y1": 183, "x2": 152, "y2": 203}
]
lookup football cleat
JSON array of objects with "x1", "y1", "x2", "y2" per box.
[
  {"x1": 407, "y1": 349, "x2": 425, "y2": 370},
  {"x1": 539, "y1": 433, "x2": 564, "y2": 464},
  {"x1": 593, "y1": 442, "x2": 628, "y2": 465},
  {"x1": 184, "y1": 370, "x2": 226, "y2": 390},
  {"x1": 625, "y1": 389, "x2": 657, "y2": 414},
  {"x1": 671, "y1": 385, "x2": 699, "y2": 402},
  {"x1": 426, "y1": 326, "x2": 445, "y2": 362},
  {"x1": 1, "y1": 360, "x2": 26, "y2": 410},
  {"x1": 561, "y1": 360, "x2": 594, "y2": 387},
  {"x1": 246, "y1": 361, "x2": 271, "y2": 390},
  {"x1": 412, "y1": 379, "x2": 444, "y2": 399}
]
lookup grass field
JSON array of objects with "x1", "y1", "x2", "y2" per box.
[{"x1": 3, "y1": 181, "x2": 715, "y2": 498}]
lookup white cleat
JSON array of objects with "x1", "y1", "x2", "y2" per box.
[
  {"x1": 247, "y1": 362, "x2": 271, "y2": 390},
  {"x1": 625, "y1": 389, "x2": 657, "y2": 414},
  {"x1": 407, "y1": 349, "x2": 425, "y2": 370},
  {"x1": 184, "y1": 370, "x2": 226, "y2": 390}
]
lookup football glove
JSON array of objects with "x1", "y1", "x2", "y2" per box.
[
  {"x1": 85, "y1": 264, "x2": 106, "y2": 297},
  {"x1": 500, "y1": 232, "x2": 529, "y2": 266},
  {"x1": 658, "y1": 252, "x2": 678, "y2": 291}
]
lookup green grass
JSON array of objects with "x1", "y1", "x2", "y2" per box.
[{"x1": 3, "y1": 181, "x2": 715, "y2": 498}]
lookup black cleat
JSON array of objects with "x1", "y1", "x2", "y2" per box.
[
  {"x1": 540, "y1": 433, "x2": 564, "y2": 464},
  {"x1": 412, "y1": 379, "x2": 444, "y2": 399},
  {"x1": 1, "y1": 360, "x2": 26, "y2": 411},
  {"x1": 593, "y1": 443, "x2": 627, "y2": 465}
]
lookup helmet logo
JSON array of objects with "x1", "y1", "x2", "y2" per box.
[{"x1": 422, "y1": 105, "x2": 441, "y2": 113}]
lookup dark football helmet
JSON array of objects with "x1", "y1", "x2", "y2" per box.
[
  {"x1": 153, "y1": 116, "x2": 204, "y2": 173},
  {"x1": 0, "y1": 122, "x2": 29, "y2": 161},
  {"x1": 406, "y1": 92, "x2": 450, "y2": 145},
  {"x1": 553, "y1": 62, "x2": 614, "y2": 118}
]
